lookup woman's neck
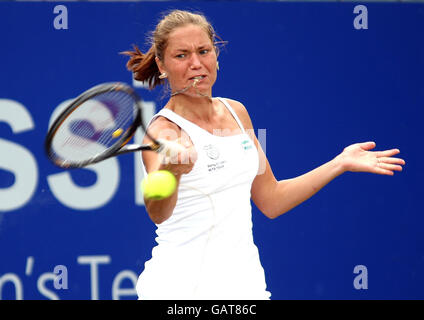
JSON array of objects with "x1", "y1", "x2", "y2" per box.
[{"x1": 167, "y1": 94, "x2": 215, "y2": 122}]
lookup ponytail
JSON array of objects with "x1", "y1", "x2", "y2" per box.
[{"x1": 121, "y1": 45, "x2": 163, "y2": 90}]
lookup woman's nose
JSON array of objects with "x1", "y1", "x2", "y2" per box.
[{"x1": 189, "y1": 53, "x2": 202, "y2": 69}]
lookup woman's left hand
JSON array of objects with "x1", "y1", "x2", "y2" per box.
[{"x1": 337, "y1": 141, "x2": 405, "y2": 175}]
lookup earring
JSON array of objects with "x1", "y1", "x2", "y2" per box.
[
  {"x1": 216, "y1": 61, "x2": 220, "y2": 71},
  {"x1": 159, "y1": 72, "x2": 167, "y2": 79}
]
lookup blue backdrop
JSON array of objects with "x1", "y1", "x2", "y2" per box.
[{"x1": 0, "y1": 1, "x2": 423, "y2": 300}]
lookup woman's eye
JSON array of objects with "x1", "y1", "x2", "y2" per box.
[
  {"x1": 176, "y1": 54, "x2": 186, "y2": 58},
  {"x1": 200, "y1": 49, "x2": 209, "y2": 55}
]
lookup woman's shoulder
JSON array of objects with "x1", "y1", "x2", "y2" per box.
[
  {"x1": 216, "y1": 97, "x2": 253, "y2": 129},
  {"x1": 216, "y1": 97, "x2": 247, "y2": 111},
  {"x1": 147, "y1": 111, "x2": 182, "y2": 137}
]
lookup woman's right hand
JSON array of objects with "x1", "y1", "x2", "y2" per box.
[{"x1": 157, "y1": 137, "x2": 197, "y2": 178}]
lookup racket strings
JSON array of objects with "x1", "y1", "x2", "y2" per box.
[
  {"x1": 94, "y1": 91, "x2": 134, "y2": 147},
  {"x1": 51, "y1": 89, "x2": 138, "y2": 164}
]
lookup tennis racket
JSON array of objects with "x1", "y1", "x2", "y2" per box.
[{"x1": 45, "y1": 82, "x2": 184, "y2": 169}]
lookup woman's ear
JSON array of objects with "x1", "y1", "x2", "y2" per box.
[{"x1": 155, "y1": 56, "x2": 165, "y2": 75}]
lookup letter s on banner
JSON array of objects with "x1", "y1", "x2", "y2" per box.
[
  {"x1": 0, "y1": 99, "x2": 38, "y2": 212},
  {"x1": 46, "y1": 100, "x2": 120, "y2": 210}
]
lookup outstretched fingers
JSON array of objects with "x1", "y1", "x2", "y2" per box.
[
  {"x1": 376, "y1": 161, "x2": 403, "y2": 172},
  {"x1": 374, "y1": 167, "x2": 395, "y2": 176},
  {"x1": 376, "y1": 154, "x2": 405, "y2": 175},
  {"x1": 375, "y1": 148, "x2": 401, "y2": 158},
  {"x1": 378, "y1": 156, "x2": 405, "y2": 166}
]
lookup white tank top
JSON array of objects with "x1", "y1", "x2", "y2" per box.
[{"x1": 137, "y1": 97, "x2": 271, "y2": 300}]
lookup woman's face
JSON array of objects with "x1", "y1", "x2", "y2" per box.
[{"x1": 157, "y1": 24, "x2": 217, "y2": 97}]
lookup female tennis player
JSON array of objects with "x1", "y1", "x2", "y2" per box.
[{"x1": 123, "y1": 10, "x2": 405, "y2": 300}]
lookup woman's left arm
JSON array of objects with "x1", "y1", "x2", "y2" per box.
[{"x1": 227, "y1": 99, "x2": 406, "y2": 219}]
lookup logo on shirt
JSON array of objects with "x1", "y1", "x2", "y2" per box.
[
  {"x1": 241, "y1": 139, "x2": 253, "y2": 151},
  {"x1": 203, "y1": 144, "x2": 220, "y2": 160},
  {"x1": 204, "y1": 144, "x2": 226, "y2": 173}
]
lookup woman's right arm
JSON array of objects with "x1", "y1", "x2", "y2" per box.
[{"x1": 141, "y1": 117, "x2": 196, "y2": 224}]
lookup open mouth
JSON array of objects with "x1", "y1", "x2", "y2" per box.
[{"x1": 190, "y1": 75, "x2": 206, "y2": 81}]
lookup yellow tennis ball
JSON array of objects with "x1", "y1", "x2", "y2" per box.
[
  {"x1": 141, "y1": 170, "x2": 177, "y2": 200},
  {"x1": 112, "y1": 128, "x2": 123, "y2": 138}
]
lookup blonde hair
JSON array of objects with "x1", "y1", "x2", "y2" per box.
[{"x1": 122, "y1": 10, "x2": 222, "y2": 89}]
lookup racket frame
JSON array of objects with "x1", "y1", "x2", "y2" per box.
[{"x1": 45, "y1": 82, "x2": 158, "y2": 169}]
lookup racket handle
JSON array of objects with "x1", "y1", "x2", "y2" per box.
[{"x1": 121, "y1": 139, "x2": 186, "y2": 156}]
